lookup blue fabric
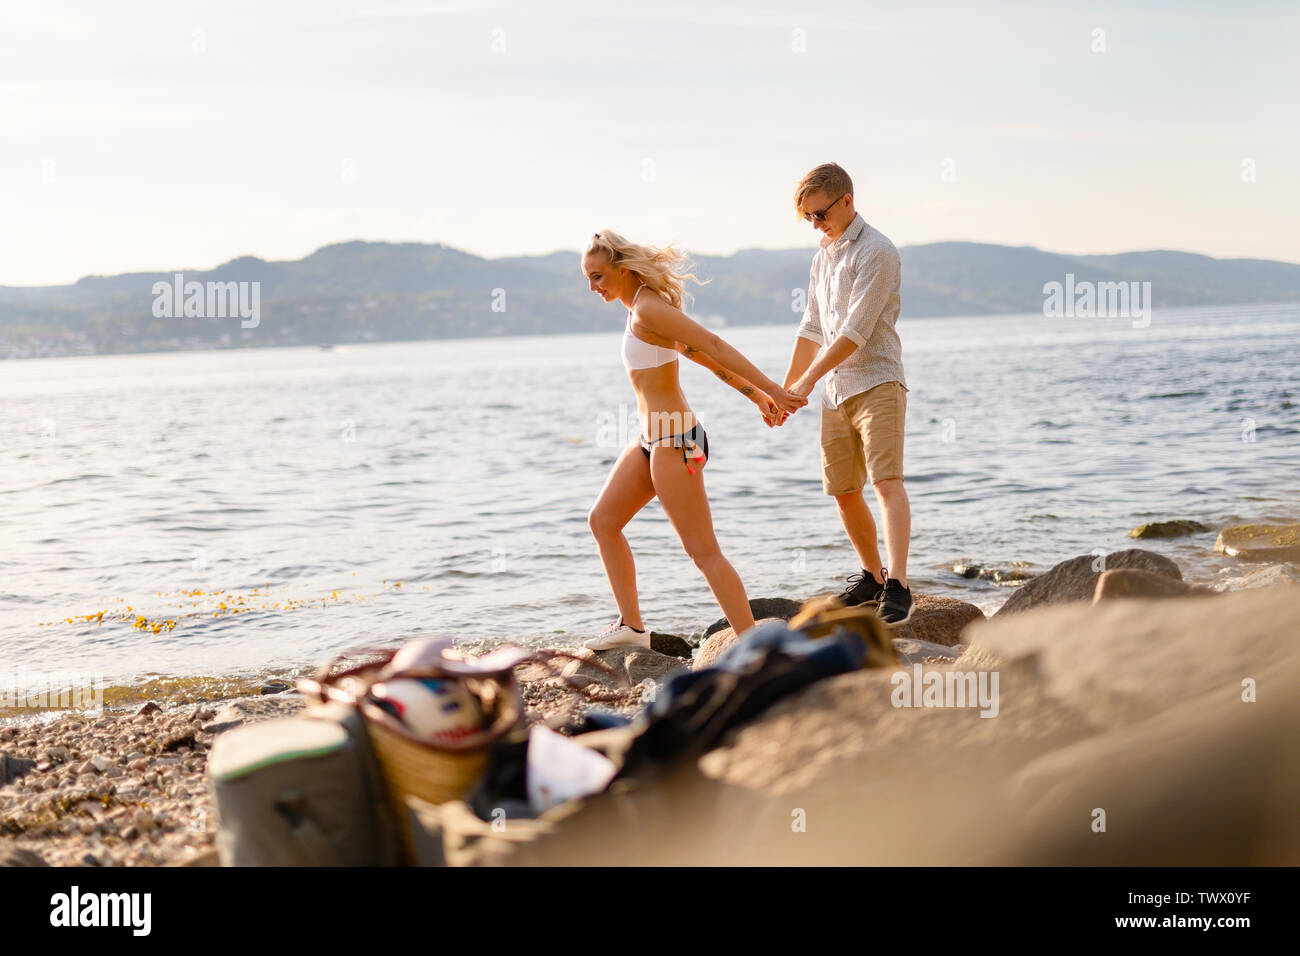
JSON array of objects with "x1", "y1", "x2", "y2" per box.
[
  {"x1": 710, "y1": 617, "x2": 865, "y2": 674},
  {"x1": 613, "y1": 619, "x2": 866, "y2": 779},
  {"x1": 577, "y1": 711, "x2": 634, "y2": 731}
]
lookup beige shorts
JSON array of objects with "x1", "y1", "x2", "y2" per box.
[{"x1": 820, "y1": 381, "x2": 907, "y2": 495}]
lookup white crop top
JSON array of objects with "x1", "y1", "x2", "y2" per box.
[{"x1": 622, "y1": 285, "x2": 678, "y2": 370}]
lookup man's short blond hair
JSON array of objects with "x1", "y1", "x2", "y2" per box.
[{"x1": 794, "y1": 163, "x2": 854, "y2": 219}]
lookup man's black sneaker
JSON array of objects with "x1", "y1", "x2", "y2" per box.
[
  {"x1": 878, "y1": 576, "x2": 914, "y2": 625},
  {"x1": 836, "y1": 569, "x2": 886, "y2": 607}
]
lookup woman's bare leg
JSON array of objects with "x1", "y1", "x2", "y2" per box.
[
  {"x1": 650, "y1": 448, "x2": 756, "y2": 635},
  {"x1": 588, "y1": 438, "x2": 656, "y2": 630}
]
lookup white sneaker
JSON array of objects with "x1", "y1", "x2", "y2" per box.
[{"x1": 584, "y1": 620, "x2": 652, "y2": 650}]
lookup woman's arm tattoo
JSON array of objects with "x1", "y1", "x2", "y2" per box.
[{"x1": 681, "y1": 342, "x2": 756, "y2": 397}]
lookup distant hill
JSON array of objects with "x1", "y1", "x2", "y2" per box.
[{"x1": 2, "y1": 239, "x2": 1298, "y2": 358}]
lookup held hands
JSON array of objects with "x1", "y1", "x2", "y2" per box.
[
  {"x1": 788, "y1": 376, "x2": 815, "y2": 400},
  {"x1": 753, "y1": 370, "x2": 814, "y2": 427},
  {"x1": 760, "y1": 376, "x2": 814, "y2": 427},
  {"x1": 754, "y1": 390, "x2": 781, "y2": 428}
]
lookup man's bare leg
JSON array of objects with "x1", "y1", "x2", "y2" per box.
[
  {"x1": 872, "y1": 478, "x2": 910, "y2": 586},
  {"x1": 833, "y1": 490, "x2": 886, "y2": 584}
]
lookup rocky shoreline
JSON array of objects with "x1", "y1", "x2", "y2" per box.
[{"x1": 2, "y1": 523, "x2": 1297, "y2": 868}]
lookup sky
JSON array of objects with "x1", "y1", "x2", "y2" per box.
[{"x1": 1, "y1": 0, "x2": 1297, "y2": 286}]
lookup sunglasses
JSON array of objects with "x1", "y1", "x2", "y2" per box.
[{"x1": 804, "y1": 194, "x2": 846, "y2": 222}]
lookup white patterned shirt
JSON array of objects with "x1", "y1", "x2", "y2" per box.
[{"x1": 795, "y1": 213, "x2": 906, "y2": 409}]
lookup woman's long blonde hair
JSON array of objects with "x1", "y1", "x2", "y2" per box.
[{"x1": 584, "y1": 230, "x2": 707, "y2": 311}]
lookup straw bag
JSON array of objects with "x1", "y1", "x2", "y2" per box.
[{"x1": 296, "y1": 641, "x2": 614, "y2": 863}]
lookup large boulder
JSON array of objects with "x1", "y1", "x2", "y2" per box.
[
  {"x1": 1002, "y1": 652, "x2": 1300, "y2": 865},
  {"x1": 693, "y1": 618, "x2": 784, "y2": 670},
  {"x1": 1092, "y1": 567, "x2": 1214, "y2": 602},
  {"x1": 625, "y1": 649, "x2": 688, "y2": 685},
  {"x1": 1215, "y1": 523, "x2": 1300, "y2": 562},
  {"x1": 993, "y1": 548, "x2": 1181, "y2": 617},
  {"x1": 890, "y1": 595, "x2": 984, "y2": 645},
  {"x1": 966, "y1": 584, "x2": 1300, "y2": 731}
]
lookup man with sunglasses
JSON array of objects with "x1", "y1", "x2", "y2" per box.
[{"x1": 778, "y1": 162, "x2": 913, "y2": 624}]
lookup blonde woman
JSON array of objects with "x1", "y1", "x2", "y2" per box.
[{"x1": 580, "y1": 230, "x2": 807, "y2": 649}]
